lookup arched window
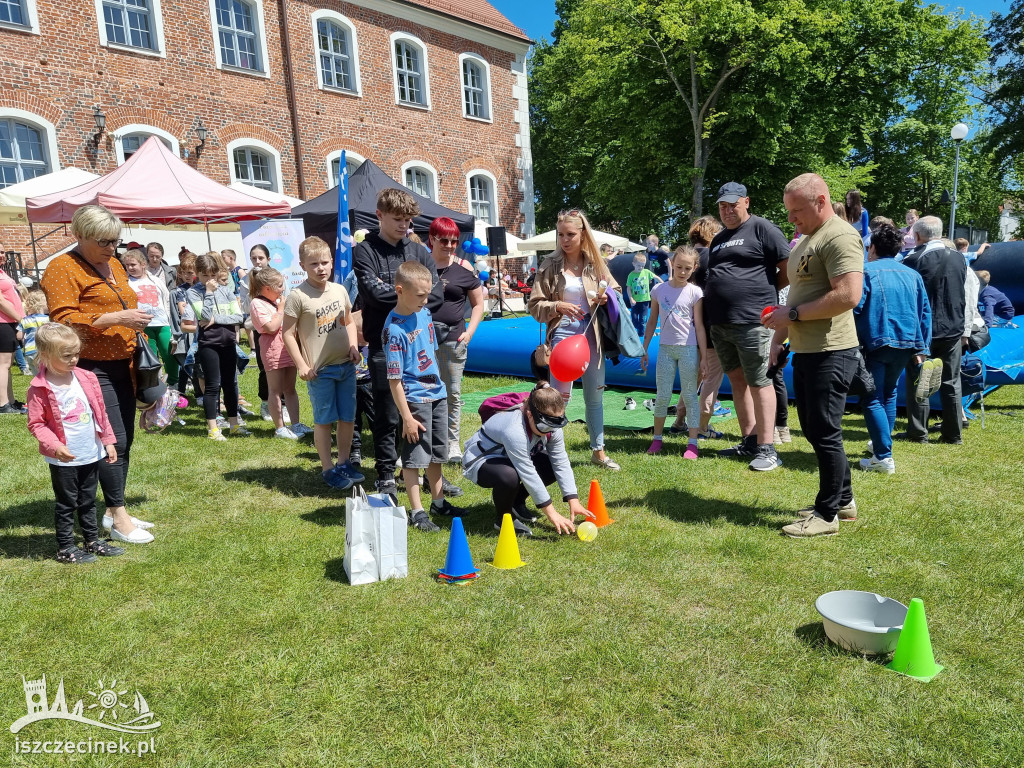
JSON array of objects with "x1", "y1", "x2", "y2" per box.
[
  {"x1": 467, "y1": 172, "x2": 497, "y2": 224},
  {"x1": 313, "y1": 11, "x2": 360, "y2": 94},
  {"x1": 459, "y1": 53, "x2": 491, "y2": 121},
  {"x1": 0, "y1": 116, "x2": 52, "y2": 188},
  {"x1": 113, "y1": 125, "x2": 179, "y2": 165},
  {"x1": 391, "y1": 33, "x2": 430, "y2": 108},
  {"x1": 326, "y1": 150, "x2": 364, "y2": 188},
  {"x1": 212, "y1": 0, "x2": 266, "y2": 73},
  {"x1": 227, "y1": 139, "x2": 281, "y2": 192},
  {"x1": 401, "y1": 161, "x2": 437, "y2": 201}
]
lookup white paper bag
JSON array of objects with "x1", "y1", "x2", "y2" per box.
[{"x1": 344, "y1": 488, "x2": 408, "y2": 585}]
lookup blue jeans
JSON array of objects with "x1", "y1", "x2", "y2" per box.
[
  {"x1": 630, "y1": 301, "x2": 650, "y2": 337},
  {"x1": 863, "y1": 346, "x2": 913, "y2": 460},
  {"x1": 552, "y1": 317, "x2": 605, "y2": 451}
]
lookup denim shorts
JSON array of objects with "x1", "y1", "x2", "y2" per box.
[
  {"x1": 307, "y1": 362, "x2": 357, "y2": 425},
  {"x1": 710, "y1": 323, "x2": 772, "y2": 388}
]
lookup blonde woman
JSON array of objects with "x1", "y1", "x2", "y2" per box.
[{"x1": 528, "y1": 209, "x2": 621, "y2": 470}]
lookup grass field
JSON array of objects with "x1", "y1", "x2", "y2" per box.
[{"x1": 1, "y1": 366, "x2": 1023, "y2": 767}]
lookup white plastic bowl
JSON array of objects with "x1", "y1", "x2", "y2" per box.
[{"x1": 815, "y1": 590, "x2": 908, "y2": 655}]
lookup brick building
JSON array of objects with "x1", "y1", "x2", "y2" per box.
[{"x1": 0, "y1": 0, "x2": 535, "y2": 262}]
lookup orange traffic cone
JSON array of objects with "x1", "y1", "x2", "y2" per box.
[{"x1": 587, "y1": 479, "x2": 614, "y2": 527}]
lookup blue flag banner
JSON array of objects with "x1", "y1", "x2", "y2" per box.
[{"x1": 334, "y1": 150, "x2": 353, "y2": 284}]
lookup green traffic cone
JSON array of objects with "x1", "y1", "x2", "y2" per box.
[{"x1": 886, "y1": 598, "x2": 943, "y2": 682}]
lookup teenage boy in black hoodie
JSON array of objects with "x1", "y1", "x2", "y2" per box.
[{"x1": 353, "y1": 188, "x2": 444, "y2": 498}]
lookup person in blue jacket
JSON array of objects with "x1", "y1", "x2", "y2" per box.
[
  {"x1": 845, "y1": 189, "x2": 870, "y2": 239},
  {"x1": 854, "y1": 222, "x2": 931, "y2": 474}
]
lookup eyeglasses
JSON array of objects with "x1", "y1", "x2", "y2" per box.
[
  {"x1": 529, "y1": 400, "x2": 568, "y2": 433},
  {"x1": 95, "y1": 238, "x2": 122, "y2": 248},
  {"x1": 435, "y1": 237, "x2": 459, "y2": 245}
]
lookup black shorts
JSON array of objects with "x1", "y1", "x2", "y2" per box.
[{"x1": 0, "y1": 322, "x2": 17, "y2": 353}]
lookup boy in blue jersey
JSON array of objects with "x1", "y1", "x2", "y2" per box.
[{"x1": 385, "y1": 261, "x2": 463, "y2": 531}]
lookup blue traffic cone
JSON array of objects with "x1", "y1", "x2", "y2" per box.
[{"x1": 438, "y1": 518, "x2": 479, "y2": 579}]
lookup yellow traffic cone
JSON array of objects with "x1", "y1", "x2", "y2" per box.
[
  {"x1": 491, "y1": 513, "x2": 526, "y2": 569},
  {"x1": 886, "y1": 598, "x2": 943, "y2": 682}
]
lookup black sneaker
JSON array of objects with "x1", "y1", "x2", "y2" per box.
[
  {"x1": 494, "y1": 518, "x2": 533, "y2": 537},
  {"x1": 375, "y1": 478, "x2": 398, "y2": 503},
  {"x1": 430, "y1": 499, "x2": 464, "y2": 517},
  {"x1": 409, "y1": 510, "x2": 440, "y2": 532},
  {"x1": 56, "y1": 546, "x2": 98, "y2": 564},
  {"x1": 511, "y1": 502, "x2": 538, "y2": 524},
  {"x1": 668, "y1": 422, "x2": 689, "y2": 436},
  {"x1": 0, "y1": 403, "x2": 26, "y2": 415},
  {"x1": 441, "y1": 477, "x2": 464, "y2": 497},
  {"x1": 84, "y1": 539, "x2": 126, "y2": 557},
  {"x1": 349, "y1": 450, "x2": 362, "y2": 467},
  {"x1": 718, "y1": 439, "x2": 756, "y2": 458}
]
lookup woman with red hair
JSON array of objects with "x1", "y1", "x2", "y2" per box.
[{"x1": 428, "y1": 217, "x2": 484, "y2": 466}]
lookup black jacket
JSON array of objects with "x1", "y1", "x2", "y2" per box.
[
  {"x1": 353, "y1": 232, "x2": 444, "y2": 352},
  {"x1": 903, "y1": 244, "x2": 967, "y2": 341}
]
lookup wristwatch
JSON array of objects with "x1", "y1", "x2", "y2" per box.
[{"x1": 789, "y1": 306, "x2": 800, "y2": 322}]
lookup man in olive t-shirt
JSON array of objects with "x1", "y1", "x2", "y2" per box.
[{"x1": 763, "y1": 174, "x2": 864, "y2": 539}]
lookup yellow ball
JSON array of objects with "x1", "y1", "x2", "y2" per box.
[{"x1": 577, "y1": 521, "x2": 598, "y2": 542}]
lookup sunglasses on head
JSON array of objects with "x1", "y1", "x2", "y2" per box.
[{"x1": 528, "y1": 400, "x2": 568, "y2": 433}]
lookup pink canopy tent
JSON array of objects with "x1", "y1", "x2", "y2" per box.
[{"x1": 26, "y1": 136, "x2": 291, "y2": 249}]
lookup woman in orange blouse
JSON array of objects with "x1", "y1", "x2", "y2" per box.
[{"x1": 41, "y1": 205, "x2": 156, "y2": 545}]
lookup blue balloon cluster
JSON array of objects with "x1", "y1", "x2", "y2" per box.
[
  {"x1": 461, "y1": 237, "x2": 490, "y2": 257},
  {"x1": 478, "y1": 270, "x2": 491, "y2": 283}
]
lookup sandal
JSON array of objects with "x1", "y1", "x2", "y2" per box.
[
  {"x1": 84, "y1": 539, "x2": 126, "y2": 557},
  {"x1": 56, "y1": 546, "x2": 98, "y2": 564}
]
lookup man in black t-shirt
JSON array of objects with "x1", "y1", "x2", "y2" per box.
[{"x1": 705, "y1": 182, "x2": 791, "y2": 471}]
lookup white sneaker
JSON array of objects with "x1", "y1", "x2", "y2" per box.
[
  {"x1": 110, "y1": 527, "x2": 155, "y2": 544},
  {"x1": 102, "y1": 514, "x2": 154, "y2": 530},
  {"x1": 859, "y1": 455, "x2": 895, "y2": 474},
  {"x1": 866, "y1": 439, "x2": 873, "y2": 454},
  {"x1": 275, "y1": 426, "x2": 299, "y2": 439},
  {"x1": 260, "y1": 401, "x2": 272, "y2": 421},
  {"x1": 215, "y1": 416, "x2": 229, "y2": 429}
]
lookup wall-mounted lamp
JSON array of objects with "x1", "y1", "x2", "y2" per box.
[
  {"x1": 194, "y1": 119, "x2": 208, "y2": 159},
  {"x1": 92, "y1": 106, "x2": 106, "y2": 147}
]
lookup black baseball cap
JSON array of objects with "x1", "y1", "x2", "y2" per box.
[{"x1": 716, "y1": 182, "x2": 748, "y2": 204}]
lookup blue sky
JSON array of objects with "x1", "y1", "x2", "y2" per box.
[{"x1": 490, "y1": 0, "x2": 1010, "y2": 43}]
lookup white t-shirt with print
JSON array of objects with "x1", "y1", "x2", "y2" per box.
[{"x1": 44, "y1": 376, "x2": 106, "y2": 467}]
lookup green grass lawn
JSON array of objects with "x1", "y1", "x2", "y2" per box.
[{"x1": 2, "y1": 367, "x2": 1023, "y2": 767}]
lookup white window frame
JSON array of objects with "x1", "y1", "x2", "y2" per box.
[
  {"x1": 389, "y1": 32, "x2": 431, "y2": 110},
  {"x1": 311, "y1": 9, "x2": 361, "y2": 97},
  {"x1": 458, "y1": 52, "x2": 492, "y2": 123},
  {"x1": 466, "y1": 170, "x2": 498, "y2": 225},
  {"x1": 0, "y1": 108, "x2": 59, "y2": 188},
  {"x1": 0, "y1": 0, "x2": 39, "y2": 34},
  {"x1": 112, "y1": 124, "x2": 179, "y2": 165},
  {"x1": 325, "y1": 150, "x2": 365, "y2": 189},
  {"x1": 94, "y1": 0, "x2": 166, "y2": 57},
  {"x1": 400, "y1": 161, "x2": 438, "y2": 201},
  {"x1": 207, "y1": 0, "x2": 271, "y2": 78},
  {"x1": 226, "y1": 137, "x2": 281, "y2": 193}
]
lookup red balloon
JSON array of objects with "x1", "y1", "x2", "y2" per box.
[
  {"x1": 761, "y1": 305, "x2": 778, "y2": 322},
  {"x1": 550, "y1": 335, "x2": 591, "y2": 382}
]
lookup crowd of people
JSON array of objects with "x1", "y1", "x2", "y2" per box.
[{"x1": 3, "y1": 173, "x2": 1010, "y2": 561}]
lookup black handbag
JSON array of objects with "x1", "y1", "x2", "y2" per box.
[
  {"x1": 967, "y1": 324, "x2": 991, "y2": 353},
  {"x1": 77, "y1": 254, "x2": 163, "y2": 392}
]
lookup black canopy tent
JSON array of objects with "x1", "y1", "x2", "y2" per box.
[{"x1": 291, "y1": 159, "x2": 475, "y2": 239}]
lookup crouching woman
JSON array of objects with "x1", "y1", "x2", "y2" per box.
[{"x1": 462, "y1": 382, "x2": 586, "y2": 537}]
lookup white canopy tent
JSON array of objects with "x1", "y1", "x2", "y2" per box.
[
  {"x1": 0, "y1": 168, "x2": 100, "y2": 222},
  {"x1": 513, "y1": 228, "x2": 630, "y2": 252},
  {"x1": 227, "y1": 182, "x2": 304, "y2": 209}
]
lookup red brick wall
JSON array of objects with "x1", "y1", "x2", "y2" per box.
[{"x1": 0, "y1": 0, "x2": 528, "y2": 264}]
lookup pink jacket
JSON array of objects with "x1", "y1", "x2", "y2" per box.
[{"x1": 26, "y1": 365, "x2": 117, "y2": 460}]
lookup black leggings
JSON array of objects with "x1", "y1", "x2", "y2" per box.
[
  {"x1": 50, "y1": 462, "x2": 101, "y2": 549},
  {"x1": 253, "y1": 329, "x2": 269, "y2": 402},
  {"x1": 198, "y1": 345, "x2": 238, "y2": 420},
  {"x1": 773, "y1": 363, "x2": 788, "y2": 428},
  {"x1": 475, "y1": 453, "x2": 556, "y2": 525},
  {"x1": 77, "y1": 358, "x2": 134, "y2": 509}
]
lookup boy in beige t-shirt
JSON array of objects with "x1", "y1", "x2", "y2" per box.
[{"x1": 283, "y1": 237, "x2": 363, "y2": 490}]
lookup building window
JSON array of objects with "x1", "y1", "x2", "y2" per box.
[
  {"x1": 460, "y1": 54, "x2": 491, "y2": 121},
  {"x1": 122, "y1": 132, "x2": 171, "y2": 161},
  {"x1": 0, "y1": 0, "x2": 27, "y2": 27},
  {"x1": 102, "y1": 0, "x2": 155, "y2": 49},
  {"x1": 391, "y1": 34, "x2": 430, "y2": 108},
  {"x1": 402, "y1": 164, "x2": 436, "y2": 201},
  {"x1": 468, "y1": 173, "x2": 496, "y2": 224},
  {"x1": 215, "y1": 0, "x2": 261, "y2": 71},
  {"x1": 318, "y1": 19, "x2": 352, "y2": 91},
  {"x1": 0, "y1": 118, "x2": 50, "y2": 188},
  {"x1": 327, "y1": 151, "x2": 364, "y2": 188},
  {"x1": 233, "y1": 146, "x2": 274, "y2": 190}
]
